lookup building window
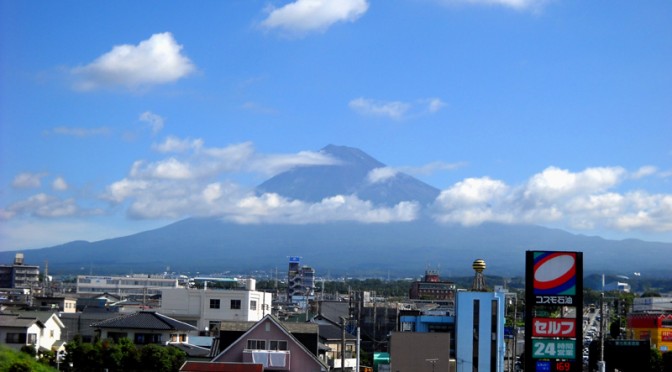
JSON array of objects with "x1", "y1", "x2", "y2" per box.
[
  {"x1": 247, "y1": 339, "x2": 266, "y2": 350},
  {"x1": 231, "y1": 299, "x2": 241, "y2": 309},
  {"x1": 210, "y1": 299, "x2": 220, "y2": 309},
  {"x1": 270, "y1": 340, "x2": 288, "y2": 351},
  {"x1": 251, "y1": 300, "x2": 257, "y2": 310},
  {"x1": 6, "y1": 333, "x2": 27, "y2": 344},
  {"x1": 134, "y1": 333, "x2": 162, "y2": 345},
  {"x1": 27, "y1": 333, "x2": 37, "y2": 344}
]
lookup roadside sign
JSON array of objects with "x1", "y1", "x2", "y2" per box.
[
  {"x1": 532, "y1": 339, "x2": 575, "y2": 359},
  {"x1": 533, "y1": 318, "x2": 576, "y2": 338}
]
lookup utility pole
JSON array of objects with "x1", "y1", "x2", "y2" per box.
[
  {"x1": 341, "y1": 316, "x2": 346, "y2": 372},
  {"x1": 598, "y1": 292, "x2": 606, "y2": 372}
]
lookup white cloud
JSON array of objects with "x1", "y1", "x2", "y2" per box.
[
  {"x1": 139, "y1": 111, "x2": 165, "y2": 135},
  {"x1": 229, "y1": 194, "x2": 419, "y2": 224},
  {"x1": 349, "y1": 97, "x2": 446, "y2": 120},
  {"x1": 47, "y1": 126, "x2": 111, "y2": 137},
  {"x1": 72, "y1": 32, "x2": 195, "y2": 91},
  {"x1": 432, "y1": 166, "x2": 672, "y2": 234},
  {"x1": 153, "y1": 136, "x2": 204, "y2": 153},
  {"x1": 631, "y1": 165, "x2": 657, "y2": 179},
  {"x1": 3, "y1": 193, "x2": 100, "y2": 219},
  {"x1": 261, "y1": 0, "x2": 369, "y2": 34},
  {"x1": 52, "y1": 177, "x2": 69, "y2": 191},
  {"x1": 349, "y1": 98, "x2": 411, "y2": 120},
  {"x1": 12, "y1": 172, "x2": 47, "y2": 189},
  {"x1": 367, "y1": 167, "x2": 398, "y2": 184},
  {"x1": 523, "y1": 166, "x2": 625, "y2": 202},
  {"x1": 400, "y1": 161, "x2": 467, "y2": 176},
  {"x1": 438, "y1": 0, "x2": 548, "y2": 11},
  {"x1": 252, "y1": 150, "x2": 341, "y2": 176},
  {"x1": 130, "y1": 158, "x2": 194, "y2": 180},
  {"x1": 426, "y1": 98, "x2": 446, "y2": 113}
]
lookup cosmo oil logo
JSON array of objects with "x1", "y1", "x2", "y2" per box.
[{"x1": 533, "y1": 251, "x2": 577, "y2": 296}]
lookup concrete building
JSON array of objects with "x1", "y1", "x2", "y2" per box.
[
  {"x1": 409, "y1": 270, "x2": 456, "y2": 307},
  {"x1": 76, "y1": 274, "x2": 181, "y2": 296},
  {"x1": 455, "y1": 290, "x2": 506, "y2": 372},
  {"x1": 454, "y1": 260, "x2": 506, "y2": 372},
  {"x1": 633, "y1": 297, "x2": 672, "y2": 313},
  {"x1": 159, "y1": 279, "x2": 272, "y2": 332},
  {"x1": 390, "y1": 332, "x2": 454, "y2": 372},
  {"x1": 287, "y1": 257, "x2": 315, "y2": 306},
  {"x1": 0, "y1": 253, "x2": 40, "y2": 290},
  {"x1": 33, "y1": 296, "x2": 77, "y2": 313}
]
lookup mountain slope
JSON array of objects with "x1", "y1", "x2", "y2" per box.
[
  {"x1": 2, "y1": 144, "x2": 671, "y2": 278},
  {"x1": 256, "y1": 144, "x2": 441, "y2": 205},
  {"x1": 3, "y1": 218, "x2": 670, "y2": 277}
]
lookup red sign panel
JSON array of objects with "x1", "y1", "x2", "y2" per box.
[
  {"x1": 663, "y1": 331, "x2": 672, "y2": 342},
  {"x1": 533, "y1": 318, "x2": 576, "y2": 338}
]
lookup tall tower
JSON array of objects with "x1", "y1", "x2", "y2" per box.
[{"x1": 471, "y1": 259, "x2": 488, "y2": 292}]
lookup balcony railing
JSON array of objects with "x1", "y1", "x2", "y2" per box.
[{"x1": 243, "y1": 350, "x2": 290, "y2": 369}]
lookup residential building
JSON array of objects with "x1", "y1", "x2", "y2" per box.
[
  {"x1": 76, "y1": 274, "x2": 181, "y2": 297},
  {"x1": 0, "y1": 313, "x2": 43, "y2": 351},
  {"x1": 179, "y1": 361, "x2": 263, "y2": 372},
  {"x1": 160, "y1": 279, "x2": 272, "y2": 332},
  {"x1": 0, "y1": 311, "x2": 66, "y2": 352},
  {"x1": 33, "y1": 296, "x2": 77, "y2": 313},
  {"x1": 311, "y1": 315, "x2": 357, "y2": 371},
  {"x1": 212, "y1": 314, "x2": 329, "y2": 371},
  {"x1": 59, "y1": 311, "x2": 122, "y2": 343},
  {"x1": 0, "y1": 253, "x2": 40, "y2": 290},
  {"x1": 91, "y1": 310, "x2": 197, "y2": 345}
]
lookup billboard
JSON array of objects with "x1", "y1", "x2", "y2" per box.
[{"x1": 525, "y1": 251, "x2": 583, "y2": 372}]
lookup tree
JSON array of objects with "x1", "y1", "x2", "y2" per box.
[
  {"x1": 100, "y1": 339, "x2": 123, "y2": 371},
  {"x1": 139, "y1": 344, "x2": 171, "y2": 372}
]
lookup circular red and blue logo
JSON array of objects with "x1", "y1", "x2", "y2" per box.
[{"x1": 533, "y1": 252, "x2": 576, "y2": 295}]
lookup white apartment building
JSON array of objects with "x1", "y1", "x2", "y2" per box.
[
  {"x1": 159, "y1": 279, "x2": 273, "y2": 332},
  {"x1": 76, "y1": 274, "x2": 181, "y2": 296}
]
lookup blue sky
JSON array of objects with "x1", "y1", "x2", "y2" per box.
[{"x1": 1, "y1": 0, "x2": 671, "y2": 251}]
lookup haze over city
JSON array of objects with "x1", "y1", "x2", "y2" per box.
[{"x1": 1, "y1": 0, "x2": 671, "y2": 251}]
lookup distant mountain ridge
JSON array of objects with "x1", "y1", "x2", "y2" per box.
[{"x1": 2, "y1": 144, "x2": 671, "y2": 277}]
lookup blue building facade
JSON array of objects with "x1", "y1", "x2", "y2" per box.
[{"x1": 455, "y1": 290, "x2": 506, "y2": 372}]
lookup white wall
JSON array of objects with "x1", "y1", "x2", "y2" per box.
[{"x1": 160, "y1": 288, "x2": 273, "y2": 330}]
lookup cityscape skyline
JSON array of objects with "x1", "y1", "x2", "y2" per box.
[{"x1": 1, "y1": 1, "x2": 671, "y2": 250}]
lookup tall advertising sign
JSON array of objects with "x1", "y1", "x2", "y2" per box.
[{"x1": 525, "y1": 251, "x2": 583, "y2": 372}]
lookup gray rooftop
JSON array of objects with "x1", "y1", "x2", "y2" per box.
[{"x1": 91, "y1": 311, "x2": 197, "y2": 331}]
